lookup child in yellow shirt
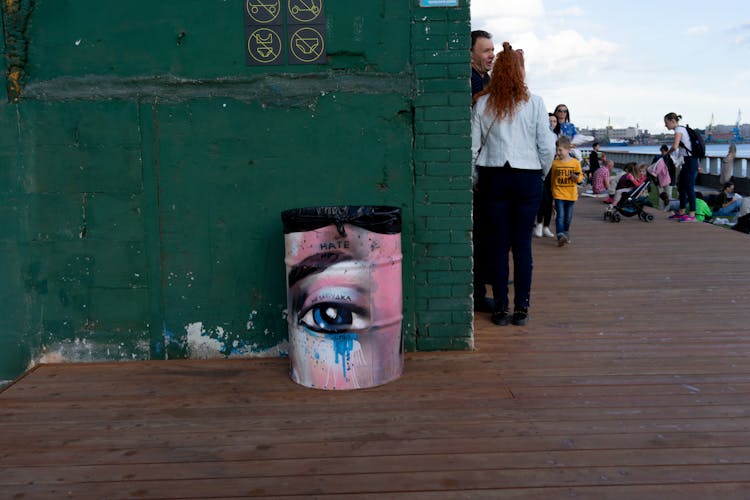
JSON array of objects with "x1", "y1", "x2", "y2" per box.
[{"x1": 550, "y1": 136, "x2": 583, "y2": 246}]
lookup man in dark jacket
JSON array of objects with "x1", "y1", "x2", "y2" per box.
[
  {"x1": 471, "y1": 30, "x2": 494, "y2": 100},
  {"x1": 470, "y1": 30, "x2": 495, "y2": 311}
]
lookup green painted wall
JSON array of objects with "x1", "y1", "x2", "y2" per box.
[
  {"x1": 1, "y1": 11, "x2": 30, "y2": 379},
  {"x1": 0, "y1": 0, "x2": 473, "y2": 381}
]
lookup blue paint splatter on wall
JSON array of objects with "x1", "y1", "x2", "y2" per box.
[{"x1": 332, "y1": 333, "x2": 358, "y2": 378}]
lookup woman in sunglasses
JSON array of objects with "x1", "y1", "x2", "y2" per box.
[{"x1": 553, "y1": 104, "x2": 576, "y2": 139}]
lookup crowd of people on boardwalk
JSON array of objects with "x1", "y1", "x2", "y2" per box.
[{"x1": 468, "y1": 29, "x2": 748, "y2": 329}]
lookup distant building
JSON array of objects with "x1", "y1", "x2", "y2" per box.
[
  {"x1": 579, "y1": 126, "x2": 645, "y2": 145},
  {"x1": 581, "y1": 122, "x2": 747, "y2": 145}
]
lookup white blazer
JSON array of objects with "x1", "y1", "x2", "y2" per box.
[{"x1": 471, "y1": 93, "x2": 556, "y2": 177}]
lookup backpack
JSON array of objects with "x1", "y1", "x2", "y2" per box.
[{"x1": 682, "y1": 125, "x2": 706, "y2": 159}]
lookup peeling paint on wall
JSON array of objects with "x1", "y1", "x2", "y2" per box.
[
  {"x1": 185, "y1": 321, "x2": 289, "y2": 359},
  {"x1": 231, "y1": 340, "x2": 289, "y2": 358},
  {"x1": 29, "y1": 338, "x2": 150, "y2": 368},
  {"x1": 1, "y1": 0, "x2": 35, "y2": 100},
  {"x1": 185, "y1": 322, "x2": 224, "y2": 359}
]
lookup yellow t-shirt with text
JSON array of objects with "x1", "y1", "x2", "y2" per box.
[{"x1": 550, "y1": 157, "x2": 583, "y2": 201}]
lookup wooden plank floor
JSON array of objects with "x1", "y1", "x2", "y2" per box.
[{"x1": 2, "y1": 197, "x2": 750, "y2": 499}]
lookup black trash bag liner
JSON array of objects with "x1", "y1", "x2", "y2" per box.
[{"x1": 282, "y1": 205, "x2": 401, "y2": 236}]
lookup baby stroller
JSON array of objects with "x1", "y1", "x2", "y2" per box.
[
  {"x1": 604, "y1": 158, "x2": 671, "y2": 223},
  {"x1": 604, "y1": 175, "x2": 655, "y2": 223}
]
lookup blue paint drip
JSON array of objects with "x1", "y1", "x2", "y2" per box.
[
  {"x1": 332, "y1": 333, "x2": 358, "y2": 379},
  {"x1": 155, "y1": 322, "x2": 175, "y2": 357}
]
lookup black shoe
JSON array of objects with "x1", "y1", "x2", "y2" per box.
[
  {"x1": 511, "y1": 308, "x2": 528, "y2": 326},
  {"x1": 491, "y1": 308, "x2": 510, "y2": 326},
  {"x1": 474, "y1": 297, "x2": 494, "y2": 313}
]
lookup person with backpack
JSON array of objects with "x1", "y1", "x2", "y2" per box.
[{"x1": 664, "y1": 112, "x2": 702, "y2": 222}]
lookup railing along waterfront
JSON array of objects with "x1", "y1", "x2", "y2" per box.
[{"x1": 579, "y1": 148, "x2": 749, "y2": 180}]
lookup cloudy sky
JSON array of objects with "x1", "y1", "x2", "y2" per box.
[{"x1": 471, "y1": 0, "x2": 750, "y2": 133}]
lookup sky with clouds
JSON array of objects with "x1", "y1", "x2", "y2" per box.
[{"x1": 471, "y1": 0, "x2": 750, "y2": 133}]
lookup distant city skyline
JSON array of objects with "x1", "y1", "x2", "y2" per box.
[
  {"x1": 578, "y1": 121, "x2": 749, "y2": 134},
  {"x1": 471, "y1": 0, "x2": 750, "y2": 133}
]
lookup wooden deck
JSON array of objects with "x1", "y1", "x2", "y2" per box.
[{"x1": 2, "y1": 197, "x2": 750, "y2": 499}]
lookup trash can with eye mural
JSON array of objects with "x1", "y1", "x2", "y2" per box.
[{"x1": 281, "y1": 206, "x2": 403, "y2": 390}]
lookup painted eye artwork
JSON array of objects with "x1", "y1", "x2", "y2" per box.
[
  {"x1": 299, "y1": 302, "x2": 370, "y2": 333},
  {"x1": 282, "y1": 206, "x2": 403, "y2": 390}
]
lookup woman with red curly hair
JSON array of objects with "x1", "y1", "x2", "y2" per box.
[{"x1": 471, "y1": 42, "x2": 555, "y2": 327}]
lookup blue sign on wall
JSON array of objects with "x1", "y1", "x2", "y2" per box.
[{"x1": 419, "y1": 0, "x2": 459, "y2": 6}]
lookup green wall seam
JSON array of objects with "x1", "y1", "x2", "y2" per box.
[{"x1": 21, "y1": 72, "x2": 413, "y2": 103}]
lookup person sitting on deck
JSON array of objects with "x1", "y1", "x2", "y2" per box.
[
  {"x1": 666, "y1": 193, "x2": 713, "y2": 222},
  {"x1": 591, "y1": 159, "x2": 614, "y2": 195},
  {"x1": 711, "y1": 182, "x2": 743, "y2": 217}
]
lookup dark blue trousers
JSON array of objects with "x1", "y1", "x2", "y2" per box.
[
  {"x1": 678, "y1": 156, "x2": 699, "y2": 213},
  {"x1": 477, "y1": 166, "x2": 543, "y2": 311}
]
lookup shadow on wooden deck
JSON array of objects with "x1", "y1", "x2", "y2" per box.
[{"x1": 2, "y1": 197, "x2": 750, "y2": 498}]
